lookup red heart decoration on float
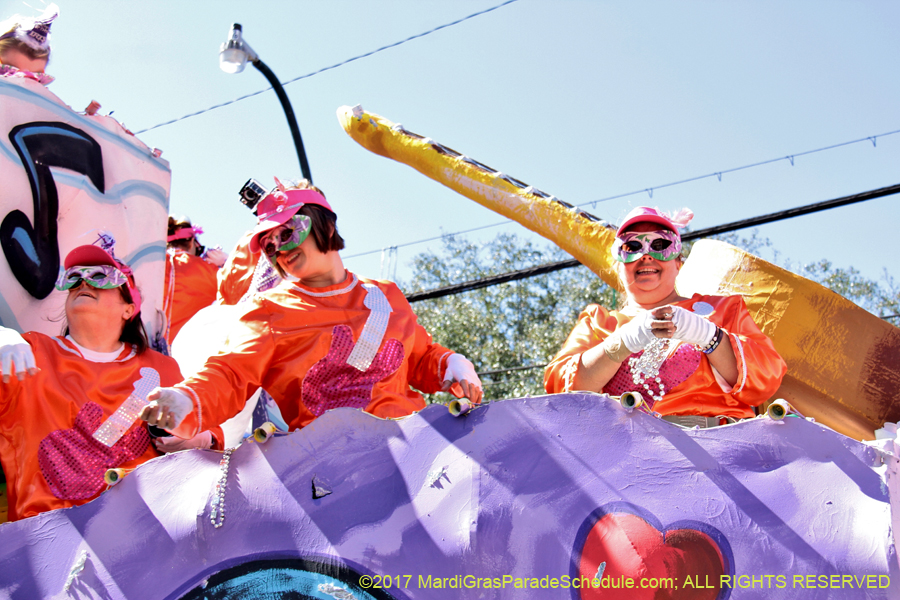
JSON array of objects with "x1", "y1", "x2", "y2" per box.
[{"x1": 578, "y1": 512, "x2": 727, "y2": 600}]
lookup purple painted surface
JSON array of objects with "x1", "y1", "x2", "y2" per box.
[{"x1": 0, "y1": 393, "x2": 896, "y2": 599}]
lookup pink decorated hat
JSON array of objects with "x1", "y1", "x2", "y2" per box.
[
  {"x1": 63, "y1": 240, "x2": 142, "y2": 317},
  {"x1": 618, "y1": 206, "x2": 693, "y2": 238},
  {"x1": 248, "y1": 187, "x2": 333, "y2": 253}
]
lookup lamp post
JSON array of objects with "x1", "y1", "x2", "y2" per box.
[{"x1": 219, "y1": 23, "x2": 313, "y2": 183}]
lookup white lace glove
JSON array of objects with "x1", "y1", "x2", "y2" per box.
[
  {"x1": 0, "y1": 326, "x2": 38, "y2": 383},
  {"x1": 153, "y1": 430, "x2": 213, "y2": 453},
  {"x1": 140, "y1": 387, "x2": 193, "y2": 430},
  {"x1": 442, "y1": 353, "x2": 483, "y2": 403},
  {"x1": 670, "y1": 306, "x2": 717, "y2": 347},
  {"x1": 601, "y1": 311, "x2": 656, "y2": 362},
  {"x1": 204, "y1": 247, "x2": 228, "y2": 268}
]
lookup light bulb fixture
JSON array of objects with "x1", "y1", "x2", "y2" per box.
[{"x1": 219, "y1": 23, "x2": 257, "y2": 74}]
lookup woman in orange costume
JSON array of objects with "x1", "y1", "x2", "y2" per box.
[
  {"x1": 163, "y1": 216, "x2": 227, "y2": 344},
  {"x1": 0, "y1": 240, "x2": 183, "y2": 521},
  {"x1": 545, "y1": 207, "x2": 786, "y2": 422},
  {"x1": 141, "y1": 180, "x2": 483, "y2": 436}
]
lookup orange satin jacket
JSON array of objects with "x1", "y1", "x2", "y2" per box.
[
  {"x1": 0, "y1": 334, "x2": 182, "y2": 521},
  {"x1": 163, "y1": 249, "x2": 219, "y2": 343},
  {"x1": 544, "y1": 294, "x2": 787, "y2": 418},
  {"x1": 173, "y1": 271, "x2": 454, "y2": 438}
]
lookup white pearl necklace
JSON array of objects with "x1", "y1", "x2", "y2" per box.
[
  {"x1": 629, "y1": 338, "x2": 670, "y2": 405},
  {"x1": 209, "y1": 448, "x2": 234, "y2": 528}
]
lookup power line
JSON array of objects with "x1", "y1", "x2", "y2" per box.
[
  {"x1": 345, "y1": 127, "x2": 900, "y2": 261},
  {"x1": 478, "y1": 364, "x2": 547, "y2": 377},
  {"x1": 134, "y1": 0, "x2": 520, "y2": 135},
  {"x1": 405, "y1": 182, "x2": 900, "y2": 303}
]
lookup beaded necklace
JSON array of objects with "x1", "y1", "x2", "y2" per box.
[{"x1": 629, "y1": 338, "x2": 671, "y2": 405}]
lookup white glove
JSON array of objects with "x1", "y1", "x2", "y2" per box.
[
  {"x1": 154, "y1": 430, "x2": 213, "y2": 453},
  {"x1": 616, "y1": 310, "x2": 659, "y2": 353},
  {"x1": 442, "y1": 354, "x2": 483, "y2": 403},
  {"x1": 204, "y1": 247, "x2": 228, "y2": 268},
  {"x1": 0, "y1": 326, "x2": 37, "y2": 383},
  {"x1": 670, "y1": 306, "x2": 717, "y2": 347},
  {"x1": 141, "y1": 387, "x2": 193, "y2": 430}
]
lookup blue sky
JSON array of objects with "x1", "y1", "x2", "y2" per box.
[{"x1": 17, "y1": 0, "x2": 900, "y2": 290}]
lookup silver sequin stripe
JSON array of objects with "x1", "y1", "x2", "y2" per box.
[
  {"x1": 346, "y1": 284, "x2": 393, "y2": 372},
  {"x1": 92, "y1": 367, "x2": 160, "y2": 447}
]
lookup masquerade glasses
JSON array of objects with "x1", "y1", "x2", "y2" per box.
[
  {"x1": 261, "y1": 214, "x2": 312, "y2": 258},
  {"x1": 613, "y1": 230, "x2": 682, "y2": 263},
  {"x1": 55, "y1": 265, "x2": 129, "y2": 291}
]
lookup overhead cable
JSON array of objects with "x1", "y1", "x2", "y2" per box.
[{"x1": 134, "y1": 0, "x2": 520, "y2": 135}]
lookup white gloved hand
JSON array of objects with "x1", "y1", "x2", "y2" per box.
[
  {"x1": 616, "y1": 310, "x2": 659, "y2": 352},
  {"x1": 204, "y1": 247, "x2": 228, "y2": 268},
  {"x1": 0, "y1": 326, "x2": 38, "y2": 383},
  {"x1": 670, "y1": 306, "x2": 717, "y2": 347},
  {"x1": 140, "y1": 387, "x2": 193, "y2": 430},
  {"x1": 442, "y1": 353, "x2": 483, "y2": 404},
  {"x1": 153, "y1": 430, "x2": 213, "y2": 453},
  {"x1": 600, "y1": 310, "x2": 661, "y2": 363}
]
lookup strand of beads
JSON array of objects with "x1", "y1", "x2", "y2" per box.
[
  {"x1": 629, "y1": 338, "x2": 670, "y2": 406},
  {"x1": 210, "y1": 448, "x2": 234, "y2": 528}
]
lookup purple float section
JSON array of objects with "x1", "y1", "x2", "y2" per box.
[{"x1": 0, "y1": 393, "x2": 896, "y2": 599}]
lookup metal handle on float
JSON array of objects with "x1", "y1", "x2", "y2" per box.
[
  {"x1": 254, "y1": 421, "x2": 278, "y2": 443},
  {"x1": 448, "y1": 398, "x2": 472, "y2": 417},
  {"x1": 766, "y1": 399, "x2": 792, "y2": 420},
  {"x1": 620, "y1": 391, "x2": 644, "y2": 412}
]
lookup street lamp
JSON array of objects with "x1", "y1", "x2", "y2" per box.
[{"x1": 219, "y1": 23, "x2": 313, "y2": 183}]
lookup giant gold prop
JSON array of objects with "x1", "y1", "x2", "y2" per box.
[{"x1": 336, "y1": 105, "x2": 622, "y2": 291}]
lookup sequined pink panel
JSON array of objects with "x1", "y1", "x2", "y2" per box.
[
  {"x1": 604, "y1": 343, "x2": 703, "y2": 408},
  {"x1": 38, "y1": 402, "x2": 151, "y2": 500},
  {"x1": 303, "y1": 325, "x2": 405, "y2": 417}
]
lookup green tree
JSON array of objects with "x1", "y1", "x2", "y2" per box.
[{"x1": 401, "y1": 233, "x2": 615, "y2": 401}]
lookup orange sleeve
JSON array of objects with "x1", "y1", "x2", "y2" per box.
[
  {"x1": 217, "y1": 232, "x2": 259, "y2": 305},
  {"x1": 173, "y1": 303, "x2": 276, "y2": 438},
  {"x1": 544, "y1": 304, "x2": 621, "y2": 393},
  {"x1": 713, "y1": 295, "x2": 787, "y2": 407},
  {"x1": 401, "y1": 303, "x2": 454, "y2": 395}
]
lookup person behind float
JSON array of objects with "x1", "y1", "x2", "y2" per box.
[
  {"x1": 544, "y1": 206, "x2": 786, "y2": 425},
  {"x1": 163, "y1": 215, "x2": 228, "y2": 345},
  {"x1": 0, "y1": 238, "x2": 184, "y2": 521},
  {"x1": 140, "y1": 178, "x2": 483, "y2": 436},
  {"x1": 0, "y1": 3, "x2": 56, "y2": 85}
]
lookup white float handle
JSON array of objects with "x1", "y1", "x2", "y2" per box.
[
  {"x1": 104, "y1": 468, "x2": 128, "y2": 486},
  {"x1": 620, "y1": 391, "x2": 644, "y2": 412},
  {"x1": 448, "y1": 398, "x2": 472, "y2": 417},
  {"x1": 254, "y1": 421, "x2": 278, "y2": 443},
  {"x1": 767, "y1": 399, "x2": 792, "y2": 420}
]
